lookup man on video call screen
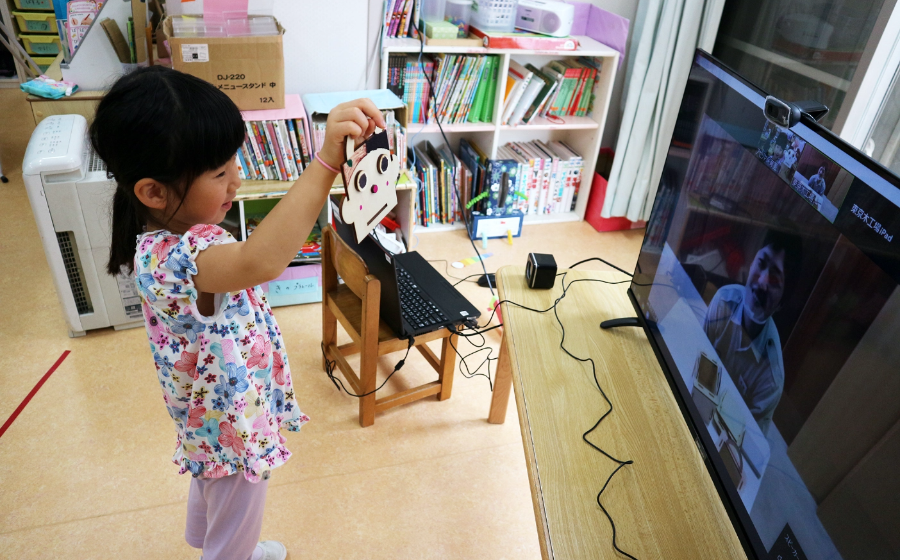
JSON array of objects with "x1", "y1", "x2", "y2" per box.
[{"x1": 702, "y1": 231, "x2": 799, "y2": 435}]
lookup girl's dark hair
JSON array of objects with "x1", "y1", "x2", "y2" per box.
[{"x1": 89, "y1": 66, "x2": 244, "y2": 276}]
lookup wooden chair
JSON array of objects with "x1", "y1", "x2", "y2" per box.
[{"x1": 321, "y1": 225, "x2": 458, "y2": 427}]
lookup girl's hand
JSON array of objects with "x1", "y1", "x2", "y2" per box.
[{"x1": 318, "y1": 98, "x2": 386, "y2": 171}]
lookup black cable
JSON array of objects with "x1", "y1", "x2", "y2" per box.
[
  {"x1": 410, "y1": 21, "x2": 495, "y2": 297},
  {"x1": 448, "y1": 274, "x2": 640, "y2": 559},
  {"x1": 449, "y1": 335, "x2": 495, "y2": 390},
  {"x1": 321, "y1": 336, "x2": 414, "y2": 398},
  {"x1": 568, "y1": 257, "x2": 634, "y2": 277},
  {"x1": 447, "y1": 321, "x2": 502, "y2": 391},
  {"x1": 453, "y1": 274, "x2": 484, "y2": 286},
  {"x1": 552, "y1": 272, "x2": 638, "y2": 559},
  {"x1": 426, "y1": 259, "x2": 486, "y2": 286},
  {"x1": 405, "y1": 28, "x2": 638, "y2": 556},
  {"x1": 454, "y1": 323, "x2": 503, "y2": 336}
]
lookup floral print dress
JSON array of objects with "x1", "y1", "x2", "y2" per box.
[{"x1": 135, "y1": 224, "x2": 309, "y2": 482}]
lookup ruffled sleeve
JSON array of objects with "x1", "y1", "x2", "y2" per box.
[{"x1": 135, "y1": 224, "x2": 234, "y2": 323}]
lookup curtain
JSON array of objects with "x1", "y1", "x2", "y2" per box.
[{"x1": 601, "y1": 0, "x2": 725, "y2": 222}]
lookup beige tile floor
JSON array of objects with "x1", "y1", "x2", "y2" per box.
[{"x1": 0, "y1": 87, "x2": 644, "y2": 559}]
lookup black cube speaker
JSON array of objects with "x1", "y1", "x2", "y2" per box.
[{"x1": 525, "y1": 253, "x2": 557, "y2": 289}]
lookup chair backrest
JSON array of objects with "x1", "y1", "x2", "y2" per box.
[{"x1": 322, "y1": 224, "x2": 373, "y2": 301}]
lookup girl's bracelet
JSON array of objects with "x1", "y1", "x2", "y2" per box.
[{"x1": 315, "y1": 152, "x2": 341, "y2": 174}]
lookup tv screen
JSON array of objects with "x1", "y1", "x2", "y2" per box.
[{"x1": 632, "y1": 51, "x2": 900, "y2": 560}]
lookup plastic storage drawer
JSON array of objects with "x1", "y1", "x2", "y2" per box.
[
  {"x1": 21, "y1": 34, "x2": 62, "y2": 55},
  {"x1": 12, "y1": 11, "x2": 58, "y2": 33},
  {"x1": 32, "y1": 56, "x2": 57, "y2": 72},
  {"x1": 13, "y1": 0, "x2": 54, "y2": 10}
]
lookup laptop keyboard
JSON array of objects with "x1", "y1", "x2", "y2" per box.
[{"x1": 397, "y1": 266, "x2": 448, "y2": 330}]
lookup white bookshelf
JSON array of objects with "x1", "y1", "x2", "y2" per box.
[{"x1": 380, "y1": 35, "x2": 619, "y2": 233}]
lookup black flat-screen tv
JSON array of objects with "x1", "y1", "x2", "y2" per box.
[{"x1": 631, "y1": 50, "x2": 900, "y2": 560}]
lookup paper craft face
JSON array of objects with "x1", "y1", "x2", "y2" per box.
[
  {"x1": 340, "y1": 129, "x2": 400, "y2": 243},
  {"x1": 782, "y1": 147, "x2": 798, "y2": 168}
]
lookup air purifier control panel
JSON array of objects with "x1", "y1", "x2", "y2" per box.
[{"x1": 22, "y1": 114, "x2": 87, "y2": 177}]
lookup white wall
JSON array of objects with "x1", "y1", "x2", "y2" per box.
[
  {"x1": 582, "y1": 0, "x2": 639, "y2": 150},
  {"x1": 275, "y1": 0, "x2": 639, "y2": 148},
  {"x1": 274, "y1": 0, "x2": 371, "y2": 95}
]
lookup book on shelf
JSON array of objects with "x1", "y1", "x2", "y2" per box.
[
  {"x1": 382, "y1": 0, "x2": 420, "y2": 39},
  {"x1": 540, "y1": 58, "x2": 602, "y2": 118},
  {"x1": 237, "y1": 118, "x2": 309, "y2": 181},
  {"x1": 468, "y1": 55, "x2": 497, "y2": 123},
  {"x1": 503, "y1": 140, "x2": 584, "y2": 215},
  {"x1": 311, "y1": 108, "x2": 407, "y2": 170},
  {"x1": 408, "y1": 138, "x2": 585, "y2": 227},
  {"x1": 399, "y1": 56, "x2": 434, "y2": 124},
  {"x1": 482, "y1": 56, "x2": 499, "y2": 123},
  {"x1": 458, "y1": 138, "x2": 488, "y2": 216},
  {"x1": 411, "y1": 145, "x2": 437, "y2": 226},
  {"x1": 238, "y1": 94, "x2": 312, "y2": 182},
  {"x1": 409, "y1": 140, "x2": 470, "y2": 226},
  {"x1": 387, "y1": 52, "x2": 407, "y2": 99},
  {"x1": 400, "y1": 54, "x2": 499, "y2": 125},
  {"x1": 501, "y1": 60, "x2": 532, "y2": 125},
  {"x1": 247, "y1": 219, "x2": 322, "y2": 263},
  {"x1": 505, "y1": 62, "x2": 561, "y2": 126}
]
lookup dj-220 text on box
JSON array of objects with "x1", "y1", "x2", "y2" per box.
[{"x1": 162, "y1": 16, "x2": 285, "y2": 111}]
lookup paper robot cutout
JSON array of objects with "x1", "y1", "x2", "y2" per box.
[
  {"x1": 340, "y1": 128, "x2": 400, "y2": 243},
  {"x1": 782, "y1": 147, "x2": 798, "y2": 168}
]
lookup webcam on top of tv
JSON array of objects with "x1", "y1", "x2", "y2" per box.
[{"x1": 764, "y1": 96, "x2": 829, "y2": 128}]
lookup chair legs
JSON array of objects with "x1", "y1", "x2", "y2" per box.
[
  {"x1": 323, "y1": 327, "x2": 457, "y2": 427},
  {"x1": 438, "y1": 333, "x2": 457, "y2": 401},
  {"x1": 358, "y1": 340, "x2": 378, "y2": 428},
  {"x1": 322, "y1": 304, "x2": 338, "y2": 372}
]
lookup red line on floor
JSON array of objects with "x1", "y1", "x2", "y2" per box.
[{"x1": 0, "y1": 350, "x2": 70, "y2": 440}]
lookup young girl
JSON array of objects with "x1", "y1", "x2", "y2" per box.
[{"x1": 90, "y1": 66, "x2": 385, "y2": 560}]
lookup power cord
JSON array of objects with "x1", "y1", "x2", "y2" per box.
[
  {"x1": 427, "y1": 259, "x2": 485, "y2": 286},
  {"x1": 405, "y1": 27, "x2": 639, "y2": 554},
  {"x1": 569, "y1": 257, "x2": 634, "y2": 277},
  {"x1": 447, "y1": 268, "x2": 640, "y2": 559},
  {"x1": 321, "y1": 336, "x2": 414, "y2": 398},
  {"x1": 410, "y1": 21, "x2": 495, "y2": 297}
]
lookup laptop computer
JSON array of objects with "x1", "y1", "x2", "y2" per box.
[{"x1": 330, "y1": 203, "x2": 481, "y2": 338}]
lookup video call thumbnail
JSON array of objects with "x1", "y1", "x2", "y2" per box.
[{"x1": 756, "y1": 121, "x2": 849, "y2": 223}]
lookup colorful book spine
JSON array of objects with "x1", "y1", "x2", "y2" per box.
[
  {"x1": 253, "y1": 121, "x2": 273, "y2": 179},
  {"x1": 276, "y1": 121, "x2": 292, "y2": 180},
  {"x1": 240, "y1": 143, "x2": 256, "y2": 180},
  {"x1": 263, "y1": 122, "x2": 285, "y2": 181},
  {"x1": 236, "y1": 148, "x2": 247, "y2": 179},
  {"x1": 250, "y1": 122, "x2": 272, "y2": 174},
  {"x1": 285, "y1": 119, "x2": 304, "y2": 173},
  {"x1": 411, "y1": 0, "x2": 421, "y2": 38},
  {"x1": 278, "y1": 121, "x2": 298, "y2": 180},
  {"x1": 461, "y1": 57, "x2": 488, "y2": 123},
  {"x1": 245, "y1": 123, "x2": 268, "y2": 180},
  {"x1": 483, "y1": 56, "x2": 498, "y2": 123},
  {"x1": 294, "y1": 119, "x2": 311, "y2": 166}
]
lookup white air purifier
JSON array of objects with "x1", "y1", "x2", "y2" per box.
[{"x1": 22, "y1": 114, "x2": 144, "y2": 337}]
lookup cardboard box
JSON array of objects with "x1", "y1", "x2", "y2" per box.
[{"x1": 163, "y1": 16, "x2": 285, "y2": 110}]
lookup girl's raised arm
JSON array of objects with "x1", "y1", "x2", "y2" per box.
[{"x1": 192, "y1": 98, "x2": 385, "y2": 294}]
